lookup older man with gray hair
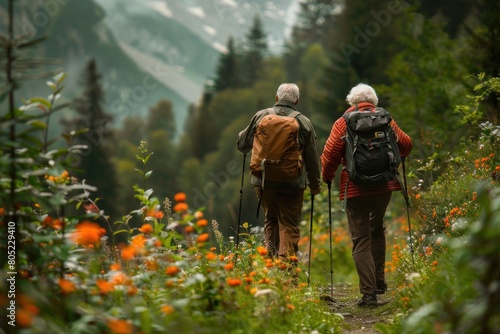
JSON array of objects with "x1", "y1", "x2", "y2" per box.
[{"x1": 237, "y1": 83, "x2": 321, "y2": 266}]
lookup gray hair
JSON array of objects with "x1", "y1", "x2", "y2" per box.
[
  {"x1": 346, "y1": 83, "x2": 379, "y2": 106},
  {"x1": 276, "y1": 83, "x2": 300, "y2": 103}
]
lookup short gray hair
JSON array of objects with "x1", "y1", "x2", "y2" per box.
[
  {"x1": 276, "y1": 83, "x2": 300, "y2": 103},
  {"x1": 346, "y1": 83, "x2": 379, "y2": 106}
]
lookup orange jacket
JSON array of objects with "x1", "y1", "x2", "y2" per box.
[{"x1": 321, "y1": 102, "x2": 413, "y2": 200}]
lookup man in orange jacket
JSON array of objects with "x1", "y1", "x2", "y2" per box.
[{"x1": 321, "y1": 83, "x2": 413, "y2": 307}]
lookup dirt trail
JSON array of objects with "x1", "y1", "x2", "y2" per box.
[{"x1": 320, "y1": 283, "x2": 396, "y2": 333}]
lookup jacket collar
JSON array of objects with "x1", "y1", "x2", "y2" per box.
[
  {"x1": 346, "y1": 102, "x2": 376, "y2": 112},
  {"x1": 274, "y1": 100, "x2": 298, "y2": 111}
]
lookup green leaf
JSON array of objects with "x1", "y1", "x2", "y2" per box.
[
  {"x1": 145, "y1": 171, "x2": 153, "y2": 179},
  {"x1": 113, "y1": 229, "x2": 129, "y2": 236},
  {"x1": 54, "y1": 72, "x2": 67, "y2": 85},
  {"x1": 27, "y1": 120, "x2": 47, "y2": 129},
  {"x1": 144, "y1": 189, "x2": 154, "y2": 199},
  {"x1": 46, "y1": 81, "x2": 56, "y2": 91},
  {"x1": 27, "y1": 97, "x2": 52, "y2": 109}
]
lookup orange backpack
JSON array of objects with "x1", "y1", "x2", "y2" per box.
[{"x1": 250, "y1": 109, "x2": 303, "y2": 183}]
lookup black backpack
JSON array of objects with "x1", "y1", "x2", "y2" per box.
[{"x1": 343, "y1": 107, "x2": 401, "y2": 186}]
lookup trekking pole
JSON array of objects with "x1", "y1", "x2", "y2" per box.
[
  {"x1": 307, "y1": 194, "x2": 315, "y2": 286},
  {"x1": 327, "y1": 180, "x2": 334, "y2": 297},
  {"x1": 236, "y1": 153, "x2": 246, "y2": 247},
  {"x1": 401, "y1": 157, "x2": 415, "y2": 267}
]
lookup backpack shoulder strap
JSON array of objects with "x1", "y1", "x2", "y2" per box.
[
  {"x1": 267, "y1": 108, "x2": 276, "y2": 116},
  {"x1": 288, "y1": 110, "x2": 301, "y2": 119}
]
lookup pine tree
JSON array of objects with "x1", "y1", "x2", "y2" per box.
[
  {"x1": 242, "y1": 15, "x2": 268, "y2": 87},
  {"x1": 463, "y1": 0, "x2": 500, "y2": 121},
  {"x1": 313, "y1": 0, "x2": 408, "y2": 140},
  {"x1": 147, "y1": 99, "x2": 176, "y2": 139},
  {"x1": 145, "y1": 99, "x2": 177, "y2": 199},
  {"x1": 214, "y1": 37, "x2": 240, "y2": 92},
  {"x1": 65, "y1": 58, "x2": 119, "y2": 221},
  {"x1": 283, "y1": 0, "x2": 341, "y2": 81}
]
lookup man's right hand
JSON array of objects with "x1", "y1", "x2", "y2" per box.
[{"x1": 310, "y1": 187, "x2": 321, "y2": 195}]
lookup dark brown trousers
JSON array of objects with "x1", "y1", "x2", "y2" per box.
[
  {"x1": 256, "y1": 187, "x2": 304, "y2": 261},
  {"x1": 346, "y1": 192, "x2": 392, "y2": 294}
]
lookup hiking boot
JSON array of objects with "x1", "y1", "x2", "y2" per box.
[
  {"x1": 376, "y1": 280, "x2": 387, "y2": 294},
  {"x1": 357, "y1": 292, "x2": 378, "y2": 308}
]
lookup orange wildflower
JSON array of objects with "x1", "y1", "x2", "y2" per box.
[
  {"x1": 286, "y1": 303, "x2": 295, "y2": 310},
  {"x1": 224, "y1": 263, "x2": 234, "y2": 271},
  {"x1": 83, "y1": 202, "x2": 99, "y2": 213},
  {"x1": 415, "y1": 193, "x2": 421, "y2": 199},
  {"x1": 185, "y1": 225, "x2": 195, "y2": 234},
  {"x1": 256, "y1": 246, "x2": 268, "y2": 256},
  {"x1": 289, "y1": 255, "x2": 298, "y2": 262},
  {"x1": 194, "y1": 211, "x2": 204, "y2": 219},
  {"x1": 226, "y1": 278, "x2": 242, "y2": 287},
  {"x1": 161, "y1": 305, "x2": 175, "y2": 315},
  {"x1": 444, "y1": 216, "x2": 450, "y2": 227},
  {"x1": 42, "y1": 216, "x2": 64, "y2": 229},
  {"x1": 173, "y1": 202, "x2": 188, "y2": 212},
  {"x1": 71, "y1": 221, "x2": 106, "y2": 246},
  {"x1": 244, "y1": 276, "x2": 254, "y2": 284},
  {"x1": 147, "y1": 209, "x2": 164, "y2": 219},
  {"x1": 127, "y1": 286, "x2": 138, "y2": 296},
  {"x1": 206, "y1": 252, "x2": 217, "y2": 260},
  {"x1": 110, "y1": 272, "x2": 130, "y2": 285},
  {"x1": 121, "y1": 245, "x2": 136, "y2": 260},
  {"x1": 174, "y1": 192, "x2": 187, "y2": 202},
  {"x1": 16, "y1": 308, "x2": 34, "y2": 327},
  {"x1": 196, "y1": 233, "x2": 209, "y2": 243},
  {"x1": 165, "y1": 265, "x2": 180, "y2": 276},
  {"x1": 110, "y1": 262, "x2": 121, "y2": 271},
  {"x1": 58, "y1": 278, "x2": 76, "y2": 294},
  {"x1": 138, "y1": 223, "x2": 153, "y2": 234},
  {"x1": 0, "y1": 207, "x2": 4, "y2": 216},
  {"x1": 131, "y1": 234, "x2": 147, "y2": 248},
  {"x1": 52, "y1": 219, "x2": 64, "y2": 230},
  {"x1": 96, "y1": 279, "x2": 114, "y2": 294},
  {"x1": 145, "y1": 259, "x2": 158, "y2": 271},
  {"x1": 196, "y1": 219, "x2": 208, "y2": 227},
  {"x1": 107, "y1": 318, "x2": 133, "y2": 334}
]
